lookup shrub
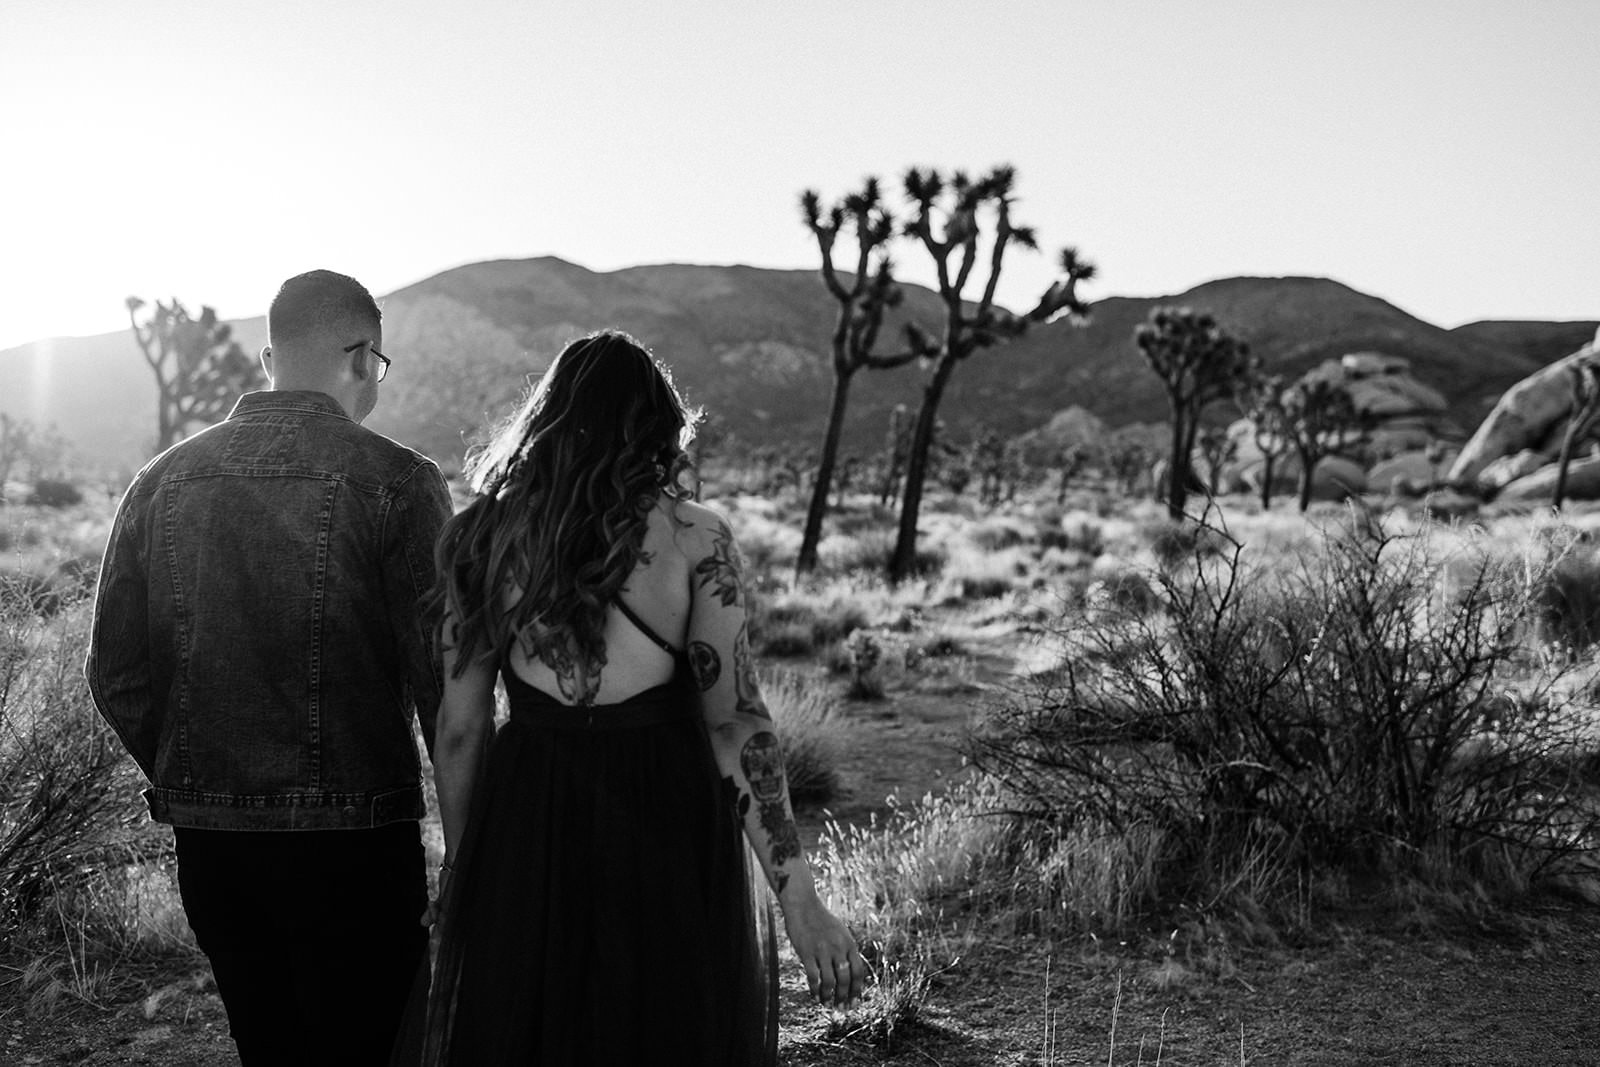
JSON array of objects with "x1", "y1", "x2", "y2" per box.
[
  {"x1": 967, "y1": 517, "x2": 1600, "y2": 919},
  {"x1": 0, "y1": 589, "x2": 137, "y2": 932},
  {"x1": 1041, "y1": 510, "x2": 1107, "y2": 556},
  {"x1": 1083, "y1": 562, "x2": 1160, "y2": 615},
  {"x1": 1533, "y1": 546, "x2": 1600, "y2": 655},
  {"x1": 820, "y1": 529, "x2": 945, "y2": 578},
  {"x1": 756, "y1": 622, "x2": 816, "y2": 658},
  {"x1": 940, "y1": 544, "x2": 1026, "y2": 601},
  {"x1": 915, "y1": 633, "x2": 964, "y2": 659},
  {"x1": 810, "y1": 601, "x2": 870, "y2": 646},
  {"x1": 811, "y1": 778, "x2": 1008, "y2": 1047},
  {"x1": 843, "y1": 630, "x2": 886, "y2": 700},
  {"x1": 26, "y1": 479, "x2": 83, "y2": 508},
  {"x1": 966, "y1": 517, "x2": 1031, "y2": 552},
  {"x1": 763, "y1": 668, "x2": 843, "y2": 807},
  {"x1": 1143, "y1": 517, "x2": 1227, "y2": 570},
  {"x1": 749, "y1": 592, "x2": 870, "y2": 657}
]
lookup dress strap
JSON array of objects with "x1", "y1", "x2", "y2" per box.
[{"x1": 613, "y1": 597, "x2": 681, "y2": 658}]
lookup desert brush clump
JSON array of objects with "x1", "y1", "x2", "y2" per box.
[
  {"x1": 967, "y1": 509, "x2": 1600, "y2": 925},
  {"x1": 761, "y1": 667, "x2": 844, "y2": 807},
  {"x1": 842, "y1": 630, "x2": 887, "y2": 700},
  {"x1": 937, "y1": 542, "x2": 1029, "y2": 601},
  {"x1": 1531, "y1": 541, "x2": 1600, "y2": 656},
  {"x1": 747, "y1": 586, "x2": 873, "y2": 659},
  {"x1": 818, "y1": 527, "x2": 946, "y2": 578},
  {"x1": 810, "y1": 776, "x2": 1008, "y2": 1047},
  {"x1": 0, "y1": 581, "x2": 194, "y2": 1012}
]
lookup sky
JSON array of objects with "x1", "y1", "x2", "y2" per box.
[{"x1": 1, "y1": 0, "x2": 1596, "y2": 352}]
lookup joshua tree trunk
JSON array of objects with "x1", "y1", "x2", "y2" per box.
[
  {"x1": 1164, "y1": 414, "x2": 1189, "y2": 520},
  {"x1": 889, "y1": 356, "x2": 959, "y2": 582},
  {"x1": 797, "y1": 368, "x2": 858, "y2": 571},
  {"x1": 1259, "y1": 454, "x2": 1276, "y2": 510},
  {"x1": 1296, "y1": 448, "x2": 1316, "y2": 512},
  {"x1": 1553, "y1": 363, "x2": 1600, "y2": 510}
]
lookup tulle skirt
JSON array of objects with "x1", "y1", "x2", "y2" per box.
[{"x1": 397, "y1": 678, "x2": 776, "y2": 1065}]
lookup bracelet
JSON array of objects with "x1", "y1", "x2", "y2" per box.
[{"x1": 439, "y1": 861, "x2": 455, "y2": 875}]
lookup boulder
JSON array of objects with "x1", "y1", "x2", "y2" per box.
[
  {"x1": 1479, "y1": 449, "x2": 1550, "y2": 490},
  {"x1": 1341, "y1": 351, "x2": 1413, "y2": 377},
  {"x1": 1424, "y1": 488, "x2": 1482, "y2": 520},
  {"x1": 1448, "y1": 332, "x2": 1600, "y2": 486},
  {"x1": 1495, "y1": 452, "x2": 1600, "y2": 504},
  {"x1": 1235, "y1": 456, "x2": 1300, "y2": 497},
  {"x1": 1370, "y1": 449, "x2": 1455, "y2": 493},
  {"x1": 1344, "y1": 376, "x2": 1448, "y2": 419},
  {"x1": 1310, "y1": 455, "x2": 1368, "y2": 500},
  {"x1": 1015, "y1": 405, "x2": 1108, "y2": 465}
]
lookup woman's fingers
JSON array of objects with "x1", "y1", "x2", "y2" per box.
[
  {"x1": 800, "y1": 951, "x2": 822, "y2": 1001},
  {"x1": 846, "y1": 942, "x2": 867, "y2": 1003},
  {"x1": 813, "y1": 947, "x2": 838, "y2": 1003}
]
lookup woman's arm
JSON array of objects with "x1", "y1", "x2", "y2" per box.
[
  {"x1": 681, "y1": 507, "x2": 865, "y2": 1007},
  {"x1": 432, "y1": 619, "x2": 497, "y2": 883}
]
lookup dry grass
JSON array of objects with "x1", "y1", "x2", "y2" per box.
[{"x1": 761, "y1": 667, "x2": 845, "y2": 807}]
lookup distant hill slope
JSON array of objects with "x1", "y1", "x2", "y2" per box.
[
  {"x1": 1449, "y1": 320, "x2": 1599, "y2": 369},
  {"x1": 1, "y1": 258, "x2": 1592, "y2": 474}
]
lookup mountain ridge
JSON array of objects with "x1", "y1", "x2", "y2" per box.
[{"x1": 1, "y1": 258, "x2": 1592, "y2": 474}]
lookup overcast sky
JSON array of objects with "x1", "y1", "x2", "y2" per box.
[{"x1": 2, "y1": 0, "x2": 1595, "y2": 351}]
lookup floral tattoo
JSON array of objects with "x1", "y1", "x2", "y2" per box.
[{"x1": 693, "y1": 521, "x2": 744, "y2": 608}]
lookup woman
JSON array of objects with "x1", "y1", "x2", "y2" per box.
[{"x1": 408, "y1": 331, "x2": 863, "y2": 1064}]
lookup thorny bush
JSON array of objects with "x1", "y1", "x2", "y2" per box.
[
  {"x1": 0, "y1": 578, "x2": 140, "y2": 931},
  {"x1": 968, "y1": 512, "x2": 1600, "y2": 909}
]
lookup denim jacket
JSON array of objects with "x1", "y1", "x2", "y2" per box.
[{"x1": 86, "y1": 391, "x2": 453, "y2": 831}]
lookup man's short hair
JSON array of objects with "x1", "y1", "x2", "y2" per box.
[{"x1": 267, "y1": 270, "x2": 381, "y2": 351}]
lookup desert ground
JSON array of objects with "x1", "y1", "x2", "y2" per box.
[{"x1": 3, "y1": 481, "x2": 1598, "y2": 1065}]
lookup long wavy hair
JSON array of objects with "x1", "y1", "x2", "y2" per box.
[{"x1": 435, "y1": 330, "x2": 700, "y2": 676}]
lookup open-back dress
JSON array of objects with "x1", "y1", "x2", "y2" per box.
[{"x1": 401, "y1": 600, "x2": 778, "y2": 1065}]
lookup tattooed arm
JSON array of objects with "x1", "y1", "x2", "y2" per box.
[
  {"x1": 680, "y1": 503, "x2": 865, "y2": 1007},
  {"x1": 427, "y1": 612, "x2": 497, "y2": 918}
]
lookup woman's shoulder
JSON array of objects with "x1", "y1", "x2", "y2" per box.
[{"x1": 655, "y1": 497, "x2": 732, "y2": 552}]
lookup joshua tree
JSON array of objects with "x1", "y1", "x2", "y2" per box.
[
  {"x1": 1135, "y1": 307, "x2": 1255, "y2": 521},
  {"x1": 1197, "y1": 426, "x2": 1238, "y2": 495},
  {"x1": 126, "y1": 297, "x2": 265, "y2": 453},
  {"x1": 777, "y1": 448, "x2": 817, "y2": 502},
  {"x1": 1105, "y1": 430, "x2": 1155, "y2": 496},
  {"x1": 1244, "y1": 374, "x2": 1291, "y2": 509},
  {"x1": 796, "y1": 178, "x2": 921, "y2": 574},
  {"x1": 1054, "y1": 443, "x2": 1091, "y2": 506},
  {"x1": 0, "y1": 414, "x2": 28, "y2": 500},
  {"x1": 972, "y1": 426, "x2": 1008, "y2": 506},
  {"x1": 1553, "y1": 360, "x2": 1600, "y2": 509},
  {"x1": 833, "y1": 454, "x2": 861, "y2": 505},
  {"x1": 888, "y1": 165, "x2": 1094, "y2": 582},
  {"x1": 878, "y1": 404, "x2": 912, "y2": 506},
  {"x1": 1282, "y1": 377, "x2": 1363, "y2": 511}
]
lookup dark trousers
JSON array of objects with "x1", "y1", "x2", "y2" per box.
[{"x1": 174, "y1": 822, "x2": 429, "y2": 1067}]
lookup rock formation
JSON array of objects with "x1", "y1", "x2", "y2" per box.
[
  {"x1": 1225, "y1": 351, "x2": 1454, "y2": 501},
  {"x1": 1452, "y1": 327, "x2": 1600, "y2": 489}
]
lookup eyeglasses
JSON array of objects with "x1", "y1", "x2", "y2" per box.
[{"x1": 343, "y1": 341, "x2": 391, "y2": 383}]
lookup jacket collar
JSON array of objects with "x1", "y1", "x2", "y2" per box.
[{"x1": 228, "y1": 390, "x2": 353, "y2": 422}]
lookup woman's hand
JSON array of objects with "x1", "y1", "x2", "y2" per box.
[
  {"x1": 782, "y1": 899, "x2": 867, "y2": 1008},
  {"x1": 419, "y1": 865, "x2": 454, "y2": 928}
]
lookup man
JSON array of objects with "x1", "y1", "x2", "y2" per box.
[{"x1": 86, "y1": 270, "x2": 452, "y2": 1066}]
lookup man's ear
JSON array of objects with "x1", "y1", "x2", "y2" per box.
[
  {"x1": 259, "y1": 345, "x2": 273, "y2": 383},
  {"x1": 348, "y1": 343, "x2": 371, "y2": 381}
]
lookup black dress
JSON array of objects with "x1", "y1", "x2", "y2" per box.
[
  {"x1": 400, "y1": 602, "x2": 777, "y2": 1065},
  {"x1": 396, "y1": 601, "x2": 777, "y2": 1067}
]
